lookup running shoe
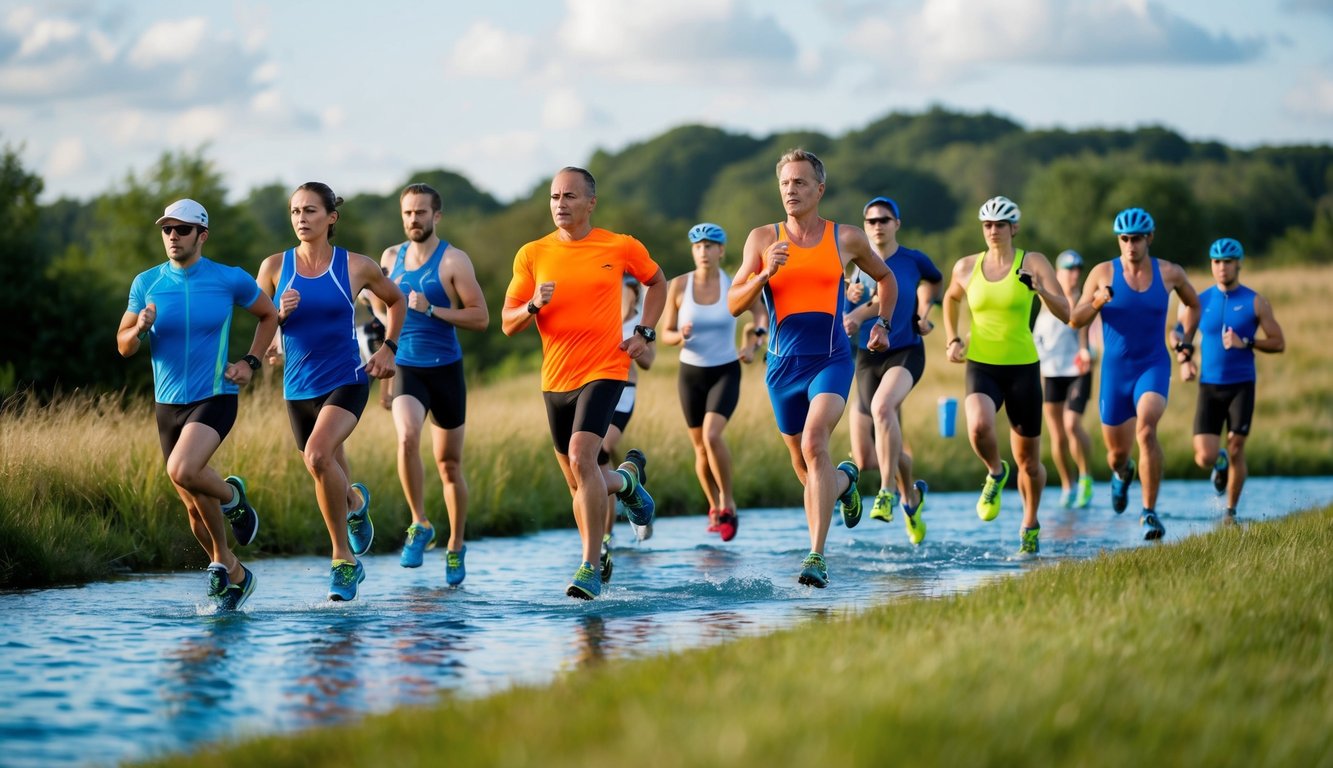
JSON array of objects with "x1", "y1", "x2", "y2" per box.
[
  {"x1": 615, "y1": 449, "x2": 655, "y2": 536},
  {"x1": 976, "y1": 461, "x2": 1010, "y2": 521},
  {"x1": 1141, "y1": 510, "x2": 1165, "y2": 540},
  {"x1": 1111, "y1": 460, "x2": 1135, "y2": 514},
  {"x1": 1074, "y1": 474, "x2": 1094, "y2": 509},
  {"x1": 223, "y1": 475, "x2": 260, "y2": 547},
  {"x1": 902, "y1": 480, "x2": 928, "y2": 546},
  {"x1": 399, "y1": 523, "x2": 436, "y2": 568},
  {"x1": 707, "y1": 509, "x2": 722, "y2": 533},
  {"x1": 717, "y1": 509, "x2": 738, "y2": 542},
  {"x1": 347, "y1": 483, "x2": 374, "y2": 556},
  {"x1": 445, "y1": 546, "x2": 467, "y2": 587},
  {"x1": 1014, "y1": 526, "x2": 1040, "y2": 560},
  {"x1": 1211, "y1": 449, "x2": 1229, "y2": 496},
  {"x1": 836, "y1": 461, "x2": 862, "y2": 528},
  {"x1": 328, "y1": 558, "x2": 366, "y2": 601},
  {"x1": 216, "y1": 564, "x2": 256, "y2": 611},
  {"x1": 1059, "y1": 487, "x2": 1073, "y2": 508},
  {"x1": 600, "y1": 535, "x2": 613, "y2": 583},
  {"x1": 869, "y1": 489, "x2": 897, "y2": 524},
  {"x1": 206, "y1": 562, "x2": 229, "y2": 598},
  {"x1": 798, "y1": 552, "x2": 829, "y2": 588},
  {"x1": 566, "y1": 562, "x2": 601, "y2": 600}
]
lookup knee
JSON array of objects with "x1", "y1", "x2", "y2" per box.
[
  {"x1": 439, "y1": 456, "x2": 463, "y2": 483},
  {"x1": 567, "y1": 452, "x2": 600, "y2": 483},
  {"x1": 396, "y1": 427, "x2": 422, "y2": 453},
  {"x1": 165, "y1": 461, "x2": 197, "y2": 490},
  {"x1": 304, "y1": 446, "x2": 334, "y2": 476}
]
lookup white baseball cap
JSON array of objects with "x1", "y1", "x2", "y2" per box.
[{"x1": 155, "y1": 199, "x2": 209, "y2": 228}]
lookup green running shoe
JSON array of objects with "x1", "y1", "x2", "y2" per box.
[
  {"x1": 836, "y1": 461, "x2": 862, "y2": 528},
  {"x1": 902, "y1": 480, "x2": 928, "y2": 546},
  {"x1": 798, "y1": 552, "x2": 829, "y2": 588},
  {"x1": 600, "y1": 534, "x2": 613, "y2": 584},
  {"x1": 347, "y1": 482, "x2": 374, "y2": 556},
  {"x1": 976, "y1": 461, "x2": 1009, "y2": 521},
  {"x1": 566, "y1": 561, "x2": 601, "y2": 600},
  {"x1": 1211, "y1": 449, "x2": 1229, "y2": 496},
  {"x1": 223, "y1": 475, "x2": 259, "y2": 547},
  {"x1": 615, "y1": 449, "x2": 655, "y2": 537},
  {"x1": 399, "y1": 523, "x2": 436, "y2": 568},
  {"x1": 1074, "y1": 474, "x2": 1094, "y2": 509},
  {"x1": 328, "y1": 558, "x2": 366, "y2": 601},
  {"x1": 445, "y1": 546, "x2": 467, "y2": 587},
  {"x1": 869, "y1": 489, "x2": 897, "y2": 523},
  {"x1": 1013, "y1": 526, "x2": 1040, "y2": 560},
  {"x1": 216, "y1": 564, "x2": 256, "y2": 611}
]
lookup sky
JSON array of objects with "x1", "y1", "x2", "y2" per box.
[{"x1": 2, "y1": 0, "x2": 1332, "y2": 205}]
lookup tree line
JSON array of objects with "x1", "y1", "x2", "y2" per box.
[{"x1": 3, "y1": 106, "x2": 1331, "y2": 401}]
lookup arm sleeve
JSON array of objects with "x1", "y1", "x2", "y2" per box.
[{"x1": 504, "y1": 245, "x2": 536, "y2": 303}]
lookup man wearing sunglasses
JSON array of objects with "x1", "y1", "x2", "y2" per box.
[
  {"x1": 1070, "y1": 207, "x2": 1199, "y2": 541},
  {"x1": 117, "y1": 199, "x2": 279, "y2": 610}
]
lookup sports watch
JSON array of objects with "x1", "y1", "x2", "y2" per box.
[{"x1": 634, "y1": 325, "x2": 657, "y2": 343}]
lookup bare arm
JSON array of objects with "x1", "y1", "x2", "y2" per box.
[
  {"x1": 659, "y1": 276, "x2": 688, "y2": 347},
  {"x1": 1024, "y1": 252, "x2": 1070, "y2": 323},
  {"x1": 429, "y1": 247, "x2": 489, "y2": 332},
  {"x1": 1251, "y1": 293, "x2": 1285, "y2": 353},
  {"x1": 942, "y1": 256, "x2": 974, "y2": 363},
  {"x1": 353, "y1": 252, "x2": 405, "y2": 379},
  {"x1": 620, "y1": 268, "x2": 667, "y2": 363},
  {"x1": 728, "y1": 226, "x2": 780, "y2": 317},
  {"x1": 1070, "y1": 262, "x2": 1113, "y2": 329},
  {"x1": 117, "y1": 307, "x2": 154, "y2": 358},
  {"x1": 842, "y1": 226, "x2": 896, "y2": 351}
]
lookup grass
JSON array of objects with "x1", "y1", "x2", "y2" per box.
[
  {"x1": 2, "y1": 264, "x2": 1330, "y2": 588},
  {"x1": 135, "y1": 504, "x2": 1333, "y2": 767}
]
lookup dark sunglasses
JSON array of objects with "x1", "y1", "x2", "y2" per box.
[
  {"x1": 161, "y1": 224, "x2": 197, "y2": 236},
  {"x1": 864, "y1": 216, "x2": 896, "y2": 225}
]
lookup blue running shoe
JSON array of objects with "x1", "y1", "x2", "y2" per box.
[
  {"x1": 902, "y1": 480, "x2": 928, "y2": 546},
  {"x1": 566, "y1": 561, "x2": 601, "y2": 600},
  {"x1": 1141, "y1": 510, "x2": 1165, "y2": 540},
  {"x1": 206, "y1": 562, "x2": 229, "y2": 598},
  {"x1": 445, "y1": 546, "x2": 467, "y2": 587},
  {"x1": 347, "y1": 483, "x2": 374, "y2": 556},
  {"x1": 1110, "y1": 460, "x2": 1135, "y2": 514},
  {"x1": 328, "y1": 558, "x2": 365, "y2": 601},
  {"x1": 600, "y1": 535, "x2": 613, "y2": 584},
  {"x1": 1059, "y1": 486, "x2": 1073, "y2": 508},
  {"x1": 216, "y1": 564, "x2": 256, "y2": 611},
  {"x1": 1211, "y1": 449, "x2": 1229, "y2": 496},
  {"x1": 399, "y1": 523, "x2": 436, "y2": 568},
  {"x1": 615, "y1": 450, "x2": 655, "y2": 535},
  {"x1": 798, "y1": 552, "x2": 829, "y2": 588},
  {"x1": 223, "y1": 475, "x2": 259, "y2": 547},
  {"x1": 836, "y1": 461, "x2": 862, "y2": 529}
]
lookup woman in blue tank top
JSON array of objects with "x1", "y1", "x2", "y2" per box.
[{"x1": 257, "y1": 182, "x2": 406, "y2": 602}]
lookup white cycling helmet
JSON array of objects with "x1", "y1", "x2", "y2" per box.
[{"x1": 978, "y1": 196, "x2": 1021, "y2": 223}]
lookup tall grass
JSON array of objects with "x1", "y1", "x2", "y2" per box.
[
  {"x1": 136, "y1": 505, "x2": 1333, "y2": 767},
  {"x1": 2, "y1": 265, "x2": 1329, "y2": 587}
]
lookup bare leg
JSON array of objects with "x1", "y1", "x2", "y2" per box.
[
  {"x1": 871, "y1": 369, "x2": 915, "y2": 495},
  {"x1": 702, "y1": 412, "x2": 735, "y2": 511},
  {"x1": 432, "y1": 422, "x2": 468, "y2": 552},
  {"x1": 1134, "y1": 393, "x2": 1167, "y2": 510},
  {"x1": 392, "y1": 396, "x2": 430, "y2": 527},
  {"x1": 1011, "y1": 430, "x2": 1046, "y2": 529},
  {"x1": 965, "y1": 393, "x2": 1003, "y2": 475},
  {"x1": 303, "y1": 406, "x2": 361, "y2": 563}
]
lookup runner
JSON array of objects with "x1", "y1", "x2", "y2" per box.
[
  {"x1": 117, "y1": 199, "x2": 278, "y2": 610},
  {"x1": 728, "y1": 148, "x2": 898, "y2": 588},
  {"x1": 257, "y1": 182, "x2": 406, "y2": 601},
  {"x1": 660, "y1": 222, "x2": 767, "y2": 542},
  {"x1": 1070, "y1": 207, "x2": 1200, "y2": 540},
  {"x1": 941, "y1": 196, "x2": 1069, "y2": 558},
  {"x1": 501, "y1": 167, "x2": 666, "y2": 600},
  {"x1": 378, "y1": 183, "x2": 489, "y2": 585}
]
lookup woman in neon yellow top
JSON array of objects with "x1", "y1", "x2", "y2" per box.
[{"x1": 942, "y1": 196, "x2": 1068, "y2": 559}]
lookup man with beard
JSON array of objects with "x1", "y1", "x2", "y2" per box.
[{"x1": 377, "y1": 183, "x2": 490, "y2": 585}]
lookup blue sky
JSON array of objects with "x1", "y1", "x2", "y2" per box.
[{"x1": 2, "y1": 0, "x2": 1331, "y2": 204}]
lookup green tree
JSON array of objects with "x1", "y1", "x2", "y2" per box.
[{"x1": 0, "y1": 143, "x2": 45, "y2": 396}]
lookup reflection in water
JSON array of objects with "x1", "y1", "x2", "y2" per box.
[
  {"x1": 161, "y1": 612, "x2": 250, "y2": 742},
  {"x1": 286, "y1": 613, "x2": 370, "y2": 725}
]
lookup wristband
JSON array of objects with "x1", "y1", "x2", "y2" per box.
[
  {"x1": 241, "y1": 354, "x2": 261, "y2": 371},
  {"x1": 425, "y1": 304, "x2": 435, "y2": 317},
  {"x1": 527, "y1": 301, "x2": 540, "y2": 315},
  {"x1": 949, "y1": 337, "x2": 962, "y2": 346},
  {"x1": 383, "y1": 338, "x2": 398, "y2": 354}
]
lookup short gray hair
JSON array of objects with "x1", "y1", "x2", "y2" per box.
[{"x1": 776, "y1": 148, "x2": 825, "y2": 184}]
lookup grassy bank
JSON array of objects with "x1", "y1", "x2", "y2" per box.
[
  {"x1": 137, "y1": 505, "x2": 1333, "y2": 767},
  {"x1": 2, "y1": 264, "x2": 1329, "y2": 588}
]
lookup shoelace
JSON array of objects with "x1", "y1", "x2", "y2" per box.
[
  {"x1": 982, "y1": 476, "x2": 1001, "y2": 502},
  {"x1": 332, "y1": 563, "x2": 358, "y2": 585},
  {"x1": 447, "y1": 552, "x2": 463, "y2": 568}
]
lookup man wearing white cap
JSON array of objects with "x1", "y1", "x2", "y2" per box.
[{"x1": 117, "y1": 199, "x2": 279, "y2": 610}]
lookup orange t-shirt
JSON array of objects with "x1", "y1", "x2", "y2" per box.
[{"x1": 506, "y1": 228, "x2": 659, "y2": 392}]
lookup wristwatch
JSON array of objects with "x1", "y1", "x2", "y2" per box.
[
  {"x1": 874, "y1": 317, "x2": 892, "y2": 333},
  {"x1": 241, "y1": 354, "x2": 261, "y2": 371},
  {"x1": 384, "y1": 338, "x2": 399, "y2": 354},
  {"x1": 527, "y1": 301, "x2": 541, "y2": 315},
  {"x1": 634, "y1": 324, "x2": 657, "y2": 343}
]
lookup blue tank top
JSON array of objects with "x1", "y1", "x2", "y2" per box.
[
  {"x1": 127, "y1": 258, "x2": 262, "y2": 404},
  {"x1": 1198, "y1": 284, "x2": 1258, "y2": 385},
  {"x1": 389, "y1": 241, "x2": 462, "y2": 367},
  {"x1": 1101, "y1": 257, "x2": 1170, "y2": 368},
  {"x1": 679, "y1": 271, "x2": 738, "y2": 367},
  {"x1": 848, "y1": 245, "x2": 941, "y2": 350},
  {"x1": 277, "y1": 247, "x2": 367, "y2": 399}
]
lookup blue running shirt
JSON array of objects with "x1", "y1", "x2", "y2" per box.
[
  {"x1": 1198, "y1": 284, "x2": 1258, "y2": 385},
  {"x1": 276, "y1": 247, "x2": 368, "y2": 399},
  {"x1": 127, "y1": 258, "x2": 262, "y2": 405},
  {"x1": 389, "y1": 241, "x2": 462, "y2": 367}
]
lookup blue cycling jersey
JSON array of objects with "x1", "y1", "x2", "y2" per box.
[
  {"x1": 845, "y1": 245, "x2": 941, "y2": 350},
  {"x1": 1198, "y1": 284, "x2": 1258, "y2": 385},
  {"x1": 127, "y1": 258, "x2": 262, "y2": 404},
  {"x1": 389, "y1": 240, "x2": 462, "y2": 367}
]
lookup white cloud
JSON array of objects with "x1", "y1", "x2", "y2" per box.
[
  {"x1": 44, "y1": 136, "x2": 86, "y2": 178},
  {"x1": 444, "y1": 20, "x2": 535, "y2": 78},
  {"x1": 127, "y1": 18, "x2": 208, "y2": 67},
  {"x1": 1284, "y1": 68, "x2": 1333, "y2": 119},
  {"x1": 541, "y1": 88, "x2": 588, "y2": 130}
]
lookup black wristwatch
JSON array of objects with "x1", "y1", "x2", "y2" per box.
[
  {"x1": 874, "y1": 317, "x2": 892, "y2": 333},
  {"x1": 241, "y1": 354, "x2": 261, "y2": 371},
  {"x1": 634, "y1": 325, "x2": 657, "y2": 343},
  {"x1": 527, "y1": 301, "x2": 541, "y2": 315},
  {"x1": 384, "y1": 338, "x2": 399, "y2": 354}
]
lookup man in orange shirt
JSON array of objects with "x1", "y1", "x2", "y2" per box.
[{"x1": 502, "y1": 166, "x2": 667, "y2": 599}]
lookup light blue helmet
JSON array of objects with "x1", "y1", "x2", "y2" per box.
[
  {"x1": 1113, "y1": 207, "x2": 1155, "y2": 235},
  {"x1": 688, "y1": 222, "x2": 726, "y2": 244},
  {"x1": 1209, "y1": 237, "x2": 1244, "y2": 261}
]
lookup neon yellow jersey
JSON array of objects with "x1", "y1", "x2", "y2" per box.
[{"x1": 964, "y1": 249, "x2": 1038, "y2": 365}]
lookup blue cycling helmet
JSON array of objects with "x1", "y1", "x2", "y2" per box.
[
  {"x1": 1209, "y1": 237, "x2": 1244, "y2": 261},
  {"x1": 1113, "y1": 207, "x2": 1155, "y2": 234},
  {"x1": 688, "y1": 222, "x2": 727, "y2": 244}
]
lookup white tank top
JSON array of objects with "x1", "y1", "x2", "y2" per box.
[
  {"x1": 679, "y1": 271, "x2": 738, "y2": 367},
  {"x1": 1033, "y1": 306, "x2": 1080, "y2": 378}
]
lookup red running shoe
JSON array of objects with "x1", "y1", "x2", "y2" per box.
[
  {"x1": 717, "y1": 509, "x2": 738, "y2": 542},
  {"x1": 707, "y1": 509, "x2": 721, "y2": 533}
]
